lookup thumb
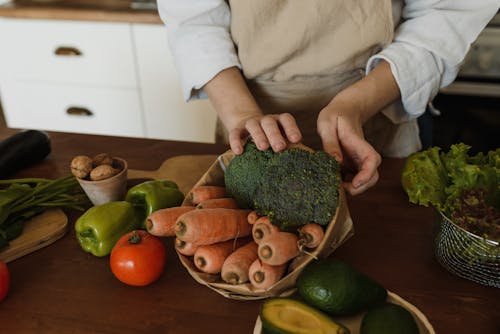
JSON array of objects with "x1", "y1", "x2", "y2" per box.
[{"x1": 319, "y1": 128, "x2": 343, "y2": 163}]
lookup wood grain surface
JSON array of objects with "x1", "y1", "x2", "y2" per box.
[
  {"x1": 0, "y1": 209, "x2": 67, "y2": 263},
  {"x1": 128, "y1": 154, "x2": 218, "y2": 195},
  {"x1": 0, "y1": 0, "x2": 162, "y2": 23},
  {"x1": 0, "y1": 129, "x2": 498, "y2": 334}
]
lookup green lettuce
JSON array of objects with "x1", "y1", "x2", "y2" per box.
[
  {"x1": 401, "y1": 146, "x2": 448, "y2": 210},
  {"x1": 401, "y1": 144, "x2": 499, "y2": 241}
]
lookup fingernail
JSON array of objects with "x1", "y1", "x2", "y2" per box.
[
  {"x1": 275, "y1": 141, "x2": 286, "y2": 151},
  {"x1": 352, "y1": 180, "x2": 361, "y2": 188}
]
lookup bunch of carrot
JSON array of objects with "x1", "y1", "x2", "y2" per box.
[{"x1": 145, "y1": 184, "x2": 326, "y2": 290}]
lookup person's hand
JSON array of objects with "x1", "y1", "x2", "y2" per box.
[
  {"x1": 227, "y1": 113, "x2": 303, "y2": 154},
  {"x1": 317, "y1": 101, "x2": 381, "y2": 196}
]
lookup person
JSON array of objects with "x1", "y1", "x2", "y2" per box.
[{"x1": 158, "y1": 0, "x2": 499, "y2": 195}]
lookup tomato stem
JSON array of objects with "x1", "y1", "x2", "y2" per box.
[{"x1": 128, "y1": 231, "x2": 142, "y2": 244}]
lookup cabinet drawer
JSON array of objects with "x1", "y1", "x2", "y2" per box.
[
  {"x1": 1, "y1": 81, "x2": 145, "y2": 137},
  {"x1": 0, "y1": 18, "x2": 137, "y2": 88}
]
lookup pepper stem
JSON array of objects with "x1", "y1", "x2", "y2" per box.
[{"x1": 128, "y1": 231, "x2": 142, "y2": 244}]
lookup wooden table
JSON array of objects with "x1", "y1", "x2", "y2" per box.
[{"x1": 0, "y1": 129, "x2": 498, "y2": 333}]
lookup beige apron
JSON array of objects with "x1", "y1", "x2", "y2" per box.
[{"x1": 219, "y1": 0, "x2": 421, "y2": 157}]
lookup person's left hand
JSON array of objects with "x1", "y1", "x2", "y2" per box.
[{"x1": 317, "y1": 101, "x2": 381, "y2": 196}]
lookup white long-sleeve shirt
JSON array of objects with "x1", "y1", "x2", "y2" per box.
[{"x1": 158, "y1": 0, "x2": 499, "y2": 121}]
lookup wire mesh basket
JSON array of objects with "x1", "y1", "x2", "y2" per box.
[{"x1": 434, "y1": 211, "x2": 499, "y2": 288}]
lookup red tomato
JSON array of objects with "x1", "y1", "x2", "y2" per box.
[
  {"x1": 0, "y1": 260, "x2": 10, "y2": 302},
  {"x1": 110, "y1": 230, "x2": 166, "y2": 287}
]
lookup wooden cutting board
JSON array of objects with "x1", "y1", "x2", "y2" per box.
[
  {"x1": 128, "y1": 154, "x2": 218, "y2": 194},
  {"x1": 0, "y1": 208, "x2": 68, "y2": 263}
]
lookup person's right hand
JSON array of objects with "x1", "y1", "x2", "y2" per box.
[
  {"x1": 227, "y1": 113, "x2": 303, "y2": 154},
  {"x1": 317, "y1": 100, "x2": 382, "y2": 196}
]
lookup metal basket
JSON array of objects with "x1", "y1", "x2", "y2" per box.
[{"x1": 434, "y1": 211, "x2": 499, "y2": 288}]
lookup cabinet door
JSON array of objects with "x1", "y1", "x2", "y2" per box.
[
  {"x1": 0, "y1": 18, "x2": 137, "y2": 88},
  {"x1": 1, "y1": 81, "x2": 145, "y2": 137},
  {"x1": 132, "y1": 24, "x2": 217, "y2": 143}
]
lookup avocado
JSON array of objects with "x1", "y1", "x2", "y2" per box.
[
  {"x1": 360, "y1": 303, "x2": 419, "y2": 334},
  {"x1": 260, "y1": 298, "x2": 349, "y2": 334},
  {"x1": 296, "y1": 259, "x2": 387, "y2": 316}
]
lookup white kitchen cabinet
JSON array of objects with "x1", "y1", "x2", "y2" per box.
[
  {"x1": 132, "y1": 24, "x2": 217, "y2": 143},
  {"x1": 0, "y1": 19, "x2": 137, "y2": 87},
  {"x1": 1, "y1": 81, "x2": 144, "y2": 137},
  {"x1": 0, "y1": 18, "x2": 217, "y2": 143}
]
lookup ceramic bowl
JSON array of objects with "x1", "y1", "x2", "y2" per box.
[{"x1": 77, "y1": 157, "x2": 128, "y2": 206}]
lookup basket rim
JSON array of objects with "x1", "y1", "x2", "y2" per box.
[{"x1": 436, "y1": 210, "x2": 499, "y2": 246}]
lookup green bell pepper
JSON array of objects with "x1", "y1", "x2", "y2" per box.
[
  {"x1": 125, "y1": 180, "x2": 184, "y2": 227},
  {"x1": 75, "y1": 201, "x2": 143, "y2": 257}
]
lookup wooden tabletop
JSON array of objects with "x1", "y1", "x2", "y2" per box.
[
  {"x1": 0, "y1": 0, "x2": 162, "y2": 24},
  {"x1": 0, "y1": 129, "x2": 498, "y2": 334}
]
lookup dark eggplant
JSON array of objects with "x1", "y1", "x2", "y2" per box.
[{"x1": 0, "y1": 130, "x2": 51, "y2": 178}]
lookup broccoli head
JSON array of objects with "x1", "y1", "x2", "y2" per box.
[
  {"x1": 225, "y1": 142, "x2": 341, "y2": 229},
  {"x1": 224, "y1": 141, "x2": 273, "y2": 208},
  {"x1": 253, "y1": 149, "x2": 341, "y2": 230}
]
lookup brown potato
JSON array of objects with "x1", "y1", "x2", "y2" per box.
[
  {"x1": 92, "y1": 153, "x2": 113, "y2": 167},
  {"x1": 90, "y1": 165, "x2": 119, "y2": 181},
  {"x1": 70, "y1": 155, "x2": 93, "y2": 179}
]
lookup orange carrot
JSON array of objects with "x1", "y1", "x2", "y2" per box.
[
  {"x1": 146, "y1": 206, "x2": 196, "y2": 237},
  {"x1": 258, "y1": 232, "x2": 300, "y2": 266},
  {"x1": 196, "y1": 197, "x2": 239, "y2": 209},
  {"x1": 248, "y1": 259, "x2": 287, "y2": 290},
  {"x1": 297, "y1": 223, "x2": 325, "y2": 249},
  {"x1": 191, "y1": 185, "x2": 226, "y2": 204},
  {"x1": 193, "y1": 238, "x2": 248, "y2": 274},
  {"x1": 221, "y1": 241, "x2": 259, "y2": 284},
  {"x1": 175, "y1": 238, "x2": 198, "y2": 256},
  {"x1": 174, "y1": 208, "x2": 252, "y2": 245},
  {"x1": 247, "y1": 211, "x2": 259, "y2": 225},
  {"x1": 252, "y1": 216, "x2": 280, "y2": 244}
]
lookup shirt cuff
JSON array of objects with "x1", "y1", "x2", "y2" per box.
[{"x1": 366, "y1": 42, "x2": 444, "y2": 124}]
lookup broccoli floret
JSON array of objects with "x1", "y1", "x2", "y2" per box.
[
  {"x1": 224, "y1": 141, "x2": 273, "y2": 208},
  {"x1": 253, "y1": 149, "x2": 341, "y2": 230}
]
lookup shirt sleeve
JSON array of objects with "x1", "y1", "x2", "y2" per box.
[
  {"x1": 366, "y1": 0, "x2": 500, "y2": 123},
  {"x1": 157, "y1": 0, "x2": 241, "y2": 101}
]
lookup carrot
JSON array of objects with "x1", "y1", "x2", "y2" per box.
[
  {"x1": 175, "y1": 238, "x2": 198, "y2": 256},
  {"x1": 258, "y1": 232, "x2": 300, "y2": 266},
  {"x1": 174, "y1": 208, "x2": 252, "y2": 245},
  {"x1": 297, "y1": 223, "x2": 325, "y2": 249},
  {"x1": 196, "y1": 197, "x2": 239, "y2": 209},
  {"x1": 146, "y1": 206, "x2": 196, "y2": 237},
  {"x1": 247, "y1": 211, "x2": 259, "y2": 225},
  {"x1": 248, "y1": 259, "x2": 287, "y2": 290},
  {"x1": 193, "y1": 238, "x2": 248, "y2": 274},
  {"x1": 221, "y1": 241, "x2": 259, "y2": 284},
  {"x1": 191, "y1": 185, "x2": 226, "y2": 204},
  {"x1": 252, "y1": 216, "x2": 280, "y2": 243}
]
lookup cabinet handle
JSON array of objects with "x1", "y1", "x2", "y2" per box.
[
  {"x1": 54, "y1": 46, "x2": 82, "y2": 56},
  {"x1": 66, "y1": 107, "x2": 93, "y2": 117}
]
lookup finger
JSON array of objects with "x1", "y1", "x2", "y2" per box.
[
  {"x1": 350, "y1": 149, "x2": 381, "y2": 188},
  {"x1": 277, "y1": 113, "x2": 302, "y2": 144},
  {"x1": 318, "y1": 122, "x2": 342, "y2": 163},
  {"x1": 228, "y1": 128, "x2": 246, "y2": 155},
  {"x1": 260, "y1": 116, "x2": 287, "y2": 152},
  {"x1": 245, "y1": 118, "x2": 270, "y2": 151},
  {"x1": 342, "y1": 170, "x2": 379, "y2": 196}
]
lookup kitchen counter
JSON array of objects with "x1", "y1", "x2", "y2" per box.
[
  {"x1": 0, "y1": 129, "x2": 499, "y2": 333},
  {"x1": 0, "y1": 0, "x2": 161, "y2": 23}
]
